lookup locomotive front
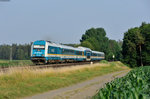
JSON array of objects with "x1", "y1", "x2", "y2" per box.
[{"x1": 31, "y1": 40, "x2": 47, "y2": 64}]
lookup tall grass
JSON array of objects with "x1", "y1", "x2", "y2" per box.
[
  {"x1": 100, "y1": 60, "x2": 109, "y2": 64},
  {"x1": 0, "y1": 62, "x2": 130, "y2": 99}
]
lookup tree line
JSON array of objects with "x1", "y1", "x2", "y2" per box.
[
  {"x1": 0, "y1": 22, "x2": 149, "y2": 68},
  {"x1": 0, "y1": 33, "x2": 122, "y2": 61},
  {"x1": 0, "y1": 28, "x2": 123, "y2": 61},
  {"x1": 0, "y1": 44, "x2": 31, "y2": 60}
]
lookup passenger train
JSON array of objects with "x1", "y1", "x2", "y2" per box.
[{"x1": 31, "y1": 40, "x2": 105, "y2": 64}]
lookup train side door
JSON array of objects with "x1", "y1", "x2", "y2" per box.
[{"x1": 86, "y1": 52, "x2": 91, "y2": 61}]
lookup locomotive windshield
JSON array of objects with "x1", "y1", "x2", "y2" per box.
[{"x1": 33, "y1": 45, "x2": 45, "y2": 49}]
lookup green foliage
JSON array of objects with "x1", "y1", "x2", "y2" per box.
[
  {"x1": 100, "y1": 60, "x2": 108, "y2": 64},
  {"x1": 93, "y1": 66, "x2": 150, "y2": 99},
  {"x1": 0, "y1": 44, "x2": 31, "y2": 60},
  {"x1": 80, "y1": 28, "x2": 122, "y2": 61},
  {"x1": 140, "y1": 23, "x2": 150, "y2": 65},
  {"x1": 122, "y1": 22, "x2": 150, "y2": 67}
]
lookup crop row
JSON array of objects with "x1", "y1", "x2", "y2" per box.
[{"x1": 93, "y1": 66, "x2": 150, "y2": 99}]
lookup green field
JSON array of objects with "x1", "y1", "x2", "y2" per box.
[
  {"x1": 93, "y1": 66, "x2": 150, "y2": 99},
  {"x1": 0, "y1": 61, "x2": 129, "y2": 99},
  {"x1": 0, "y1": 60, "x2": 33, "y2": 67}
]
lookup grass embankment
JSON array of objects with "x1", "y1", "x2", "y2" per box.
[
  {"x1": 0, "y1": 61, "x2": 130, "y2": 99},
  {"x1": 93, "y1": 66, "x2": 150, "y2": 99},
  {"x1": 0, "y1": 60, "x2": 33, "y2": 67}
]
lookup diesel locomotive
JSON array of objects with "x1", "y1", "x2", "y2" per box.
[{"x1": 31, "y1": 40, "x2": 105, "y2": 64}]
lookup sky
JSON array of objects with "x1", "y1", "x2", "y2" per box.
[{"x1": 0, "y1": 0, "x2": 150, "y2": 45}]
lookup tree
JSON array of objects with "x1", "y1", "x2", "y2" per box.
[
  {"x1": 122, "y1": 22, "x2": 150, "y2": 67},
  {"x1": 80, "y1": 27, "x2": 122, "y2": 61},
  {"x1": 122, "y1": 28, "x2": 139, "y2": 67},
  {"x1": 140, "y1": 23, "x2": 150, "y2": 65},
  {"x1": 0, "y1": 43, "x2": 31, "y2": 60}
]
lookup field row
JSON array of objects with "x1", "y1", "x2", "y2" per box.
[{"x1": 93, "y1": 66, "x2": 150, "y2": 99}]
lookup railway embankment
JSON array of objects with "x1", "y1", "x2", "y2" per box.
[{"x1": 0, "y1": 61, "x2": 130, "y2": 99}]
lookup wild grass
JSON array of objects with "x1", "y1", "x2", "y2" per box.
[
  {"x1": 0, "y1": 60, "x2": 33, "y2": 67},
  {"x1": 0, "y1": 61, "x2": 130, "y2": 99},
  {"x1": 100, "y1": 60, "x2": 109, "y2": 64}
]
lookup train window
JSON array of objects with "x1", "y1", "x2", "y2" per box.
[
  {"x1": 48, "y1": 46, "x2": 57, "y2": 54},
  {"x1": 102, "y1": 54, "x2": 104, "y2": 57},
  {"x1": 62, "y1": 49, "x2": 75, "y2": 55},
  {"x1": 34, "y1": 45, "x2": 45, "y2": 49},
  {"x1": 92, "y1": 53, "x2": 97, "y2": 56},
  {"x1": 33, "y1": 48, "x2": 45, "y2": 51},
  {"x1": 76, "y1": 51, "x2": 82, "y2": 55},
  {"x1": 80, "y1": 51, "x2": 82, "y2": 55},
  {"x1": 51, "y1": 49, "x2": 55, "y2": 53}
]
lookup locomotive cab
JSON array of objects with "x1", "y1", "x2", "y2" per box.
[{"x1": 31, "y1": 40, "x2": 47, "y2": 64}]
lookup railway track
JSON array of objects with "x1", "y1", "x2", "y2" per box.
[{"x1": 0, "y1": 61, "x2": 99, "y2": 73}]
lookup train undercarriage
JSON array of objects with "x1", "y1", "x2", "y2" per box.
[{"x1": 31, "y1": 57, "x2": 97, "y2": 65}]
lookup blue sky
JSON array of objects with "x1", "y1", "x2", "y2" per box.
[{"x1": 0, "y1": 0, "x2": 150, "y2": 44}]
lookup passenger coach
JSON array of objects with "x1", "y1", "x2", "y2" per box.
[{"x1": 31, "y1": 40, "x2": 105, "y2": 64}]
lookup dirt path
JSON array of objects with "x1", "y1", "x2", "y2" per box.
[{"x1": 23, "y1": 70, "x2": 130, "y2": 99}]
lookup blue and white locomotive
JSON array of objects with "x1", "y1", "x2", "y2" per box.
[{"x1": 31, "y1": 40, "x2": 105, "y2": 64}]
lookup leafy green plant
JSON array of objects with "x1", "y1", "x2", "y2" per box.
[{"x1": 93, "y1": 66, "x2": 150, "y2": 99}]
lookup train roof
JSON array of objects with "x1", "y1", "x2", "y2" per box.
[
  {"x1": 60, "y1": 45, "x2": 84, "y2": 51},
  {"x1": 78, "y1": 47, "x2": 92, "y2": 51},
  {"x1": 33, "y1": 40, "x2": 104, "y2": 53},
  {"x1": 92, "y1": 51, "x2": 104, "y2": 54},
  {"x1": 46, "y1": 41, "x2": 84, "y2": 51},
  {"x1": 47, "y1": 42, "x2": 61, "y2": 47}
]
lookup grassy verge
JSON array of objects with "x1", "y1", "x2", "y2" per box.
[
  {"x1": 0, "y1": 60, "x2": 33, "y2": 67},
  {"x1": 93, "y1": 66, "x2": 150, "y2": 99},
  {"x1": 0, "y1": 61, "x2": 130, "y2": 99}
]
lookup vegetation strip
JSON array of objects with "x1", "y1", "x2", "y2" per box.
[
  {"x1": 93, "y1": 66, "x2": 150, "y2": 99},
  {"x1": 0, "y1": 61, "x2": 129, "y2": 99},
  {"x1": 0, "y1": 60, "x2": 33, "y2": 67}
]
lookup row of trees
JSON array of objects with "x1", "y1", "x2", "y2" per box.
[
  {"x1": 0, "y1": 28, "x2": 122, "y2": 61},
  {"x1": 0, "y1": 44, "x2": 31, "y2": 60},
  {"x1": 1, "y1": 22, "x2": 149, "y2": 68},
  {"x1": 122, "y1": 22, "x2": 150, "y2": 67}
]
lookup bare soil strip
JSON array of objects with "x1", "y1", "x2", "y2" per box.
[{"x1": 24, "y1": 70, "x2": 130, "y2": 99}]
